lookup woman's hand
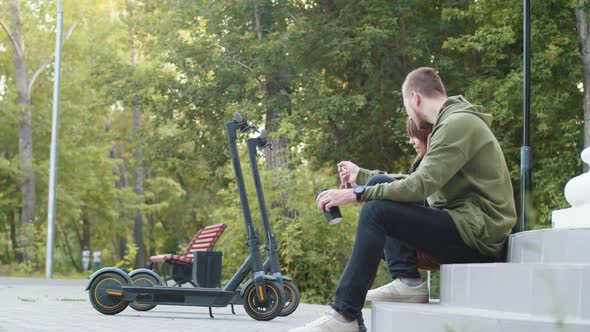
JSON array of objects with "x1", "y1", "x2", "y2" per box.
[{"x1": 337, "y1": 161, "x2": 360, "y2": 187}]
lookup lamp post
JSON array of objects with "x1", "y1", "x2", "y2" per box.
[
  {"x1": 521, "y1": 0, "x2": 532, "y2": 232},
  {"x1": 46, "y1": 0, "x2": 64, "y2": 279}
]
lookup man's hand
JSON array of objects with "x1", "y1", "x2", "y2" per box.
[
  {"x1": 316, "y1": 189, "x2": 356, "y2": 212},
  {"x1": 337, "y1": 161, "x2": 360, "y2": 187}
]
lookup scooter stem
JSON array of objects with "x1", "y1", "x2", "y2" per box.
[
  {"x1": 225, "y1": 115, "x2": 267, "y2": 295},
  {"x1": 246, "y1": 134, "x2": 283, "y2": 285}
]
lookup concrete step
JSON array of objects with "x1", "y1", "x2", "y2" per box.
[
  {"x1": 508, "y1": 228, "x2": 590, "y2": 264},
  {"x1": 552, "y1": 205, "x2": 590, "y2": 229},
  {"x1": 371, "y1": 301, "x2": 590, "y2": 332},
  {"x1": 440, "y1": 263, "x2": 590, "y2": 320}
]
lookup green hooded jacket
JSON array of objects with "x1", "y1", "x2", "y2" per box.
[{"x1": 356, "y1": 96, "x2": 517, "y2": 258}]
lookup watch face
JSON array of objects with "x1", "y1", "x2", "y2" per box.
[{"x1": 354, "y1": 186, "x2": 364, "y2": 202}]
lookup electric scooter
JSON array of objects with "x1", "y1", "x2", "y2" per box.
[
  {"x1": 246, "y1": 129, "x2": 301, "y2": 317},
  {"x1": 85, "y1": 113, "x2": 285, "y2": 321}
]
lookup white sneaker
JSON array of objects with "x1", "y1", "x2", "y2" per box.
[
  {"x1": 365, "y1": 278, "x2": 429, "y2": 303},
  {"x1": 287, "y1": 314, "x2": 359, "y2": 332}
]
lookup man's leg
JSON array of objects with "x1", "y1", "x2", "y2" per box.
[
  {"x1": 364, "y1": 175, "x2": 421, "y2": 281},
  {"x1": 383, "y1": 236, "x2": 420, "y2": 278},
  {"x1": 331, "y1": 200, "x2": 492, "y2": 320}
]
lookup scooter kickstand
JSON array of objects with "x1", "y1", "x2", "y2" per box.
[{"x1": 209, "y1": 307, "x2": 214, "y2": 318}]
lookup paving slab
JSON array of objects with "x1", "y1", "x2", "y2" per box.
[{"x1": 0, "y1": 277, "x2": 371, "y2": 332}]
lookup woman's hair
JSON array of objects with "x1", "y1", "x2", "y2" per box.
[{"x1": 406, "y1": 117, "x2": 432, "y2": 144}]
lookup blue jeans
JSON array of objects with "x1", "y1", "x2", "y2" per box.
[{"x1": 331, "y1": 175, "x2": 497, "y2": 320}]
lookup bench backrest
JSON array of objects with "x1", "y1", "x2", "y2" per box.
[{"x1": 183, "y1": 223, "x2": 227, "y2": 258}]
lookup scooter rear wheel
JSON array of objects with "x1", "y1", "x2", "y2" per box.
[
  {"x1": 279, "y1": 280, "x2": 300, "y2": 317},
  {"x1": 242, "y1": 280, "x2": 285, "y2": 321},
  {"x1": 88, "y1": 272, "x2": 129, "y2": 315},
  {"x1": 129, "y1": 272, "x2": 161, "y2": 311}
]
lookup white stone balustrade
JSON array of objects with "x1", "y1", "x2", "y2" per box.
[{"x1": 552, "y1": 147, "x2": 590, "y2": 228}]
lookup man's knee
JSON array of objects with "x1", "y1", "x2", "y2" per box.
[
  {"x1": 365, "y1": 174, "x2": 395, "y2": 186},
  {"x1": 359, "y1": 200, "x2": 389, "y2": 227},
  {"x1": 360, "y1": 200, "x2": 414, "y2": 228}
]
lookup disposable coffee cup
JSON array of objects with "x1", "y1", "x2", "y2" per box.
[
  {"x1": 323, "y1": 206, "x2": 342, "y2": 225},
  {"x1": 317, "y1": 189, "x2": 343, "y2": 225}
]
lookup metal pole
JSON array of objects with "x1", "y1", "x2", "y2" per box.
[
  {"x1": 520, "y1": 0, "x2": 532, "y2": 232},
  {"x1": 46, "y1": 0, "x2": 64, "y2": 279}
]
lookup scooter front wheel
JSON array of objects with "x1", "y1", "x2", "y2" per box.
[
  {"x1": 242, "y1": 280, "x2": 285, "y2": 321},
  {"x1": 129, "y1": 272, "x2": 161, "y2": 311},
  {"x1": 88, "y1": 272, "x2": 129, "y2": 315},
  {"x1": 279, "y1": 280, "x2": 300, "y2": 317}
]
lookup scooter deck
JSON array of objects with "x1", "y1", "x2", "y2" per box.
[{"x1": 122, "y1": 286, "x2": 237, "y2": 307}]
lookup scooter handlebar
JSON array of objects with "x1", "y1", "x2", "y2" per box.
[
  {"x1": 232, "y1": 112, "x2": 257, "y2": 133},
  {"x1": 257, "y1": 129, "x2": 271, "y2": 150}
]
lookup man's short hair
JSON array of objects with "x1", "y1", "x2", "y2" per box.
[{"x1": 403, "y1": 67, "x2": 447, "y2": 98}]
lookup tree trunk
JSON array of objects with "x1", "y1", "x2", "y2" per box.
[
  {"x1": 132, "y1": 34, "x2": 145, "y2": 268},
  {"x1": 10, "y1": 0, "x2": 36, "y2": 264},
  {"x1": 264, "y1": 78, "x2": 292, "y2": 171},
  {"x1": 322, "y1": 0, "x2": 338, "y2": 20},
  {"x1": 133, "y1": 104, "x2": 145, "y2": 268},
  {"x1": 82, "y1": 211, "x2": 90, "y2": 249},
  {"x1": 9, "y1": 210, "x2": 17, "y2": 262},
  {"x1": 108, "y1": 120, "x2": 128, "y2": 261},
  {"x1": 4, "y1": 0, "x2": 76, "y2": 265},
  {"x1": 4, "y1": 227, "x2": 11, "y2": 262},
  {"x1": 251, "y1": 0, "x2": 293, "y2": 218},
  {"x1": 251, "y1": 0, "x2": 292, "y2": 171},
  {"x1": 252, "y1": 0, "x2": 264, "y2": 40},
  {"x1": 576, "y1": 1, "x2": 590, "y2": 172},
  {"x1": 251, "y1": 1, "x2": 293, "y2": 219},
  {"x1": 148, "y1": 213, "x2": 156, "y2": 257},
  {"x1": 119, "y1": 156, "x2": 129, "y2": 260},
  {"x1": 59, "y1": 223, "x2": 82, "y2": 272},
  {"x1": 72, "y1": 215, "x2": 83, "y2": 248}
]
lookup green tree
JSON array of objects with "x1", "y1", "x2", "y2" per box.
[
  {"x1": 440, "y1": 0, "x2": 584, "y2": 226},
  {"x1": 575, "y1": 0, "x2": 590, "y2": 171},
  {"x1": 0, "y1": 0, "x2": 79, "y2": 265}
]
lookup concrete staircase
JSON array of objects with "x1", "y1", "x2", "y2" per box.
[
  {"x1": 373, "y1": 147, "x2": 590, "y2": 331},
  {"x1": 371, "y1": 228, "x2": 590, "y2": 332}
]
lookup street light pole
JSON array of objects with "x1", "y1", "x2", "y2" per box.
[
  {"x1": 521, "y1": 0, "x2": 532, "y2": 232},
  {"x1": 46, "y1": 0, "x2": 64, "y2": 279}
]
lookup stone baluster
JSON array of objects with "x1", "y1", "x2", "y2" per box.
[{"x1": 552, "y1": 147, "x2": 590, "y2": 228}]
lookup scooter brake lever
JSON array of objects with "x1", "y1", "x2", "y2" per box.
[{"x1": 240, "y1": 124, "x2": 257, "y2": 133}]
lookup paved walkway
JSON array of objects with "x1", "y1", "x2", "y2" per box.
[{"x1": 0, "y1": 277, "x2": 371, "y2": 332}]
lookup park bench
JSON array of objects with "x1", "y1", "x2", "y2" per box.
[{"x1": 148, "y1": 223, "x2": 227, "y2": 286}]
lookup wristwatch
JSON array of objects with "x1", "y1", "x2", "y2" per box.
[{"x1": 353, "y1": 185, "x2": 365, "y2": 202}]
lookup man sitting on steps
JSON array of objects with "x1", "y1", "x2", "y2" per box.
[{"x1": 289, "y1": 67, "x2": 517, "y2": 332}]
